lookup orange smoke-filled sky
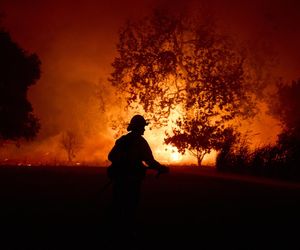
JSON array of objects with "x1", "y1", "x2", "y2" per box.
[{"x1": 0, "y1": 0, "x2": 300, "y2": 165}]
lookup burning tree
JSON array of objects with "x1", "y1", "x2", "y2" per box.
[
  {"x1": 0, "y1": 28, "x2": 41, "y2": 142},
  {"x1": 110, "y1": 10, "x2": 262, "y2": 166},
  {"x1": 60, "y1": 131, "x2": 82, "y2": 162}
]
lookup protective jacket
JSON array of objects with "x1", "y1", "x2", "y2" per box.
[{"x1": 108, "y1": 131, "x2": 162, "y2": 179}]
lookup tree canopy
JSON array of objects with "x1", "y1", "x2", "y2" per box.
[
  {"x1": 0, "y1": 29, "x2": 41, "y2": 142},
  {"x1": 110, "y1": 10, "x2": 263, "y2": 165}
]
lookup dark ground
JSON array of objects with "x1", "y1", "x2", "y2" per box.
[{"x1": 0, "y1": 165, "x2": 299, "y2": 250}]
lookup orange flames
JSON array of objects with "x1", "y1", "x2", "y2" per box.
[
  {"x1": 0, "y1": 93, "x2": 281, "y2": 167},
  {"x1": 0, "y1": 1, "x2": 287, "y2": 167}
]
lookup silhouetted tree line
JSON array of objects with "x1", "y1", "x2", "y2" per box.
[
  {"x1": 0, "y1": 28, "x2": 40, "y2": 144},
  {"x1": 216, "y1": 80, "x2": 300, "y2": 182}
]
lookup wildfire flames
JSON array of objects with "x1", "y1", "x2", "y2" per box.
[{"x1": 0, "y1": 0, "x2": 296, "y2": 167}]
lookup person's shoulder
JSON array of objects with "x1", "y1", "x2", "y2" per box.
[
  {"x1": 125, "y1": 132, "x2": 148, "y2": 144},
  {"x1": 115, "y1": 134, "x2": 127, "y2": 144},
  {"x1": 140, "y1": 135, "x2": 148, "y2": 143},
  {"x1": 118, "y1": 133, "x2": 139, "y2": 143},
  {"x1": 139, "y1": 135, "x2": 150, "y2": 147}
]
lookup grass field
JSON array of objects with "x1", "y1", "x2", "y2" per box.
[{"x1": 0, "y1": 165, "x2": 299, "y2": 249}]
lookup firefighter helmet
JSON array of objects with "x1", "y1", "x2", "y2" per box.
[{"x1": 127, "y1": 115, "x2": 149, "y2": 131}]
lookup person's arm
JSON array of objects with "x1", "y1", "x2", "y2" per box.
[{"x1": 141, "y1": 139, "x2": 169, "y2": 174}]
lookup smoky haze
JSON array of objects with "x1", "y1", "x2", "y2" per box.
[{"x1": 0, "y1": 0, "x2": 299, "y2": 165}]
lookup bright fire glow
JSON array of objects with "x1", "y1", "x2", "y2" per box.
[
  {"x1": 133, "y1": 104, "x2": 218, "y2": 166},
  {"x1": 142, "y1": 105, "x2": 196, "y2": 165},
  {"x1": 170, "y1": 150, "x2": 180, "y2": 161}
]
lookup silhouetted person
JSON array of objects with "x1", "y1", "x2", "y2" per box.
[{"x1": 107, "y1": 114, "x2": 169, "y2": 243}]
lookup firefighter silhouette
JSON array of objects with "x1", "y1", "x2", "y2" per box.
[{"x1": 107, "y1": 115, "x2": 169, "y2": 238}]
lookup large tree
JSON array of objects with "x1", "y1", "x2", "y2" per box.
[
  {"x1": 110, "y1": 10, "x2": 261, "y2": 165},
  {"x1": 0, "y1": 29, "x2": 41, "y2": 142}
]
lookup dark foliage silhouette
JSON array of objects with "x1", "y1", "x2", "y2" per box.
[
  {"x1": 271, "y1": 80, "x2": 300, "y2": 179},
  {"x1": 0, "y1": 28, "x2": 41, "y2": 142},
  {"x1": 258, "y1": 80, "x2": 300, "y2": 179},
  {"x1": 271, "y1": 79, "x2": 300, "y2": 136},
  {"x1": 216, "y1": 80, "x2": 300, "y2": 181},
  {"x1": 217, "y1": 140, "x2": 300, "y2": 181}
]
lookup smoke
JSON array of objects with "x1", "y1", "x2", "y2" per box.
[{"x1": 0, "y1": 0, "x2": 299, "y2": 165}]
